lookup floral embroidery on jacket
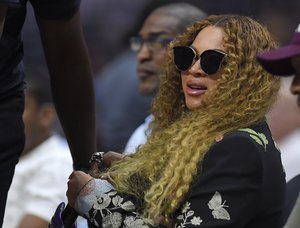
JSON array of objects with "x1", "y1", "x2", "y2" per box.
[
  {"x1": 123, "y1": 214, "x2": 151, "y2": 228},
  {"x1": 87, "y1": 190, "x2": 151, "y2": 228},
  {"x1": 175, "y1": 202, "x2": 203, "y2": 227},
  {"x1": 207, "y1": 191, "x2": 230, "y2": 221}
]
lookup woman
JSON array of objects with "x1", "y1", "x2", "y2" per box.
[{"x1": 67, "y1": 15, "x2": 285, "y2": 227}]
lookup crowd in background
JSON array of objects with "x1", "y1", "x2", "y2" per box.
[
  {"x1": 5, "y1": 0, "x2": 299, "y2": 227},
  {"x1": 22, "y1": 0, "x2": 300, "y2": 73}
]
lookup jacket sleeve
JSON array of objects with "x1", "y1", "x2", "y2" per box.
[
  {"x1": 74, "y1": 179, "x2": 155, "y2": 227},
  {"x1": 174, "y1": 132, "x2": 264, "y2": 228}
]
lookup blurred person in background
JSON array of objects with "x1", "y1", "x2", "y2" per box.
[
  {"x1": 267, "y1": 78, "x2": 300, "y2": 223},
  {"x1": 123, "y1": 2, "x2": 207, "y2": 154},
  {"x1": 3, "y1": 71, "x2": 73, "y2": 228},
  {"x1": 0, "y1": 1, "x2": 96, "y2": 226},
  {"x1": 257, "y1": 23, "x2": 300, "y2": 228},
  {"x1": 95, "y1": 50, "x2": 152, "y2": 152}
]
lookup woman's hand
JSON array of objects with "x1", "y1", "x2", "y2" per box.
[
  {"x1": 89, "y1": 151, "x2": 125, "y2": 178},
  {"x1": 103, "y1": 151, "x2": 125, "y2": 167},
  {"x1": 67, "y1": 171, "x2": 93, "y2": 207}
]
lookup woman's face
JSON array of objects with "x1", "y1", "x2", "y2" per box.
[{"x1": 181, "y1": 26, "x2": 226, "y2": 110}]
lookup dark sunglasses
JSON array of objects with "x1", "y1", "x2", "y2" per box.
[{"x1": 173, "y1": 46, "x2": 226, "y2": 75}]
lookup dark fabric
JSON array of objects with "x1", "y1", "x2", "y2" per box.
[
  {"x1": 283, "y1": 175, "x2": 300, "y2": 224},
  {"x1": 173, "y1": 121, "x2": 286, "y2": 228},
  {"x1": 0, "y1": 88, "x2": 24, "y2": 226},
  {"x1": 84, "y1": 121, "x2": 286, "y2": 228}
]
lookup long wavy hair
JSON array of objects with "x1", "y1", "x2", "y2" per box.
[{"x1": 106, "y1": 15, "x2": 280, "y2": 224}]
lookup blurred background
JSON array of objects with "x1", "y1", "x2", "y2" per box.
[
  {"x1": 21, "y1": 0, "x2": 300, "y2": 151},
  {"x1": 22, "y1": 0, "x2": 300, "y2": 73}
]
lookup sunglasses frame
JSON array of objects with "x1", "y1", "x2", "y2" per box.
[{"x1": 173, "y1": 46, "x2": 227, "y2": 75}]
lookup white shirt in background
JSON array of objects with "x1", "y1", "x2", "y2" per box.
[
  {"x1": 3, "y1": 135, "x2": 73, "y2": 228},
  {"x1": 124, "y1": 115, "x2": 153, "y2": 154}
]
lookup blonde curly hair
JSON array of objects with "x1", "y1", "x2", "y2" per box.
[{"x1": 107, "y1": 15, "x2": 280, "y2": 224}]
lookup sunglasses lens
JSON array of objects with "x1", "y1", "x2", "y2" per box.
[
  {"x1": 200, "y1": 50, "x2": 225, "y2": 75},
  {"x1": 173, "y1": 46, "x2": 195, "y2": 71}
]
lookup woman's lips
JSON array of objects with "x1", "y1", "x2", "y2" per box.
[
  {"x1": 185, "y1": 81, "x2": 207, "y2": 96},
  {"x1": 185, "y1": 86, "x2": 207, "y2": 96}
]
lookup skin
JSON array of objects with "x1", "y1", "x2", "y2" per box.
[
  {"x1": 136, "y1": 11, "x2": 178, "y2": 96},
  {"x1": 291, "y1": 55, "x2": 300, "y2": 107},
  {"x1": 181, "y1": 26, "x2": 225, "y2": 110},
  {"x1": 36, "y1": 11, "x2": 96, "y2": 169},
  {"x1": 67, "y1": 171, "x2": 93, "y2": 207},
  {"x1": 18, "y1": 215, "x2": 48, "y2": 228}
]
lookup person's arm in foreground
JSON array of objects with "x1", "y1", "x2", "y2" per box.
[{"x1": 36, "y1": 10, "x2": 96, "y2": 170}]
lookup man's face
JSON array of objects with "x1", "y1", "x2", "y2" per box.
[
  {"x1": 291, "y1": 55, "x2": 300, "y2": 107},
  {"x1": 136, "y1": 12, "x2": 177, "y2": 96}
]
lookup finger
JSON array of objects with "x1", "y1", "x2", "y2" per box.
[{"x1": 103, "y1": 151, "x2": 125, "y2": 167}]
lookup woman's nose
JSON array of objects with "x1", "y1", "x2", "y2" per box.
[{"x1": 188, "y1": 59, "x2": 207, "y2": 77}]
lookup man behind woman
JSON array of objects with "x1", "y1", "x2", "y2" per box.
[{"x1": 67, "y1": 15, "x2": 285, "y2": 227}]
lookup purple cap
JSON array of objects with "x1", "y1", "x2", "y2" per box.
[{"x1": 257, "y1": 24, "x2": 300, "y2": 76}]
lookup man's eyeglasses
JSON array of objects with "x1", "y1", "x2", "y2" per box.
[
  {"x1": 130, "y1": 36, "x2": 173, "y2": 52},
  {"x1": 173, "y1": 46, "x2": 227, "y2": 75}
]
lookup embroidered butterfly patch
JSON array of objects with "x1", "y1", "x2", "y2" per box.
[{"x1": 207, "y1": 191, "x2": 230, "y2": 221}]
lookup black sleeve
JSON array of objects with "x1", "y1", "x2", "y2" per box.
[
  {"x1": 174, "y1": 132, "x2": 264, "y2": 227},
  {"x1": 29, "y1": 0, "x2": 81, "y2": 20}
]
